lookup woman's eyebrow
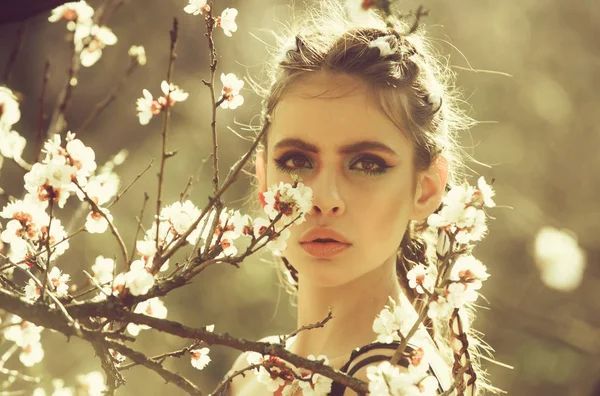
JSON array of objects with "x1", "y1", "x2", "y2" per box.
[{"x1": 273, "y1": 138, "x2": 398, "y2": 156}]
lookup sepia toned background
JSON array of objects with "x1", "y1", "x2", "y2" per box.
[{"x1": 0, "y1": 0, "x2": 599, "y2": 395}]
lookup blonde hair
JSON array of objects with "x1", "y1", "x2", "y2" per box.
[{"x1": 244, "y1": 0, "x2": 496, "y2": 393}]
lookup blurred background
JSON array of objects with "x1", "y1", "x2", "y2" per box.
[{"x1": 0, "y1": 0, "x2": 599, "y2": 395}]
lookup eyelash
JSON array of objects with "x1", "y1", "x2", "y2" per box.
[{"x1": 273, "y1": 152, "x2": 391, "y2": 176}]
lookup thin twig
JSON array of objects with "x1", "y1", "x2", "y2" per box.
[
  {"x1": 36, "y1": 60, "x2": 51, "y2": 163},
  {"x1": 106, "y1": 340, "x2": 203, "y2": 395},
  {"x1": 154, "y1": 18, "x2": 179, "y2": 255},
  {"x1": 127, "y1": 193, "x2": 150, "y2": 269},
  {"x1": 107, "y1": 159, "x2": 154, "y2": 208},
  {"x1": 153, "y1": 120, "x2": 269, "y2": 270},
  {"x1": 119, "y1": 340, "x2": 201, "y2": 371},
  {"x1": 3, "y1": 21, "x2": 26, "y2": 82},
  {"x1": 47, "y1": 30, "x2": 79, "y2": 137},
  {"x1": 74, "y1": 181, "x2": 128, "y2": 265},
  {"x1": 76, "y1": 57, "x2": 141, "y2": 134},
  {"x1": 179, "y1": 176, "x2": 194, "y2": 202},
  {"x1": 202, "y1": 2, "x2": 220, "y2": 196},
  {"x1": 40, "y1": 200, "x2": 55, "y2": 301},
  {"x1": 280, "y1": 308, "x2": 334, "y2": 346},
  {"x1": 210, "y1": 363, "x2": 265, "y2": 395}
]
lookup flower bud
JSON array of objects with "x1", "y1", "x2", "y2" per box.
[{"x1": 436, "y1": 230, "x2": 451, "y2": 258}]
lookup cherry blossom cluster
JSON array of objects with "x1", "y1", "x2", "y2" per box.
[
  {"x1": 219, "y1": 73, "x2": 244, "y2": 110},
  {"x1": 48, "y1": 1, "x2": 118, "y2": 67},
  {"x1": 245, "y1": 352, "x2": 333, "y2": 395},
  {"x1": 24, "y1": 266, "x2": 70, "y2": 301},
  {"x1": 1, "y1": 132, "x2": 115, "y2": 265},
  {"x1": 3, "y1": 315, "x2": 45, "y2": 367},
  {"x1": 0, "y1": 87, "x2": 26, "y2": 166},
  {"x1": 370, "y1": 296, "x2": 446, "y2": 395},
  {"x1": 367, "y1": 358, "x2": 439, "y2": 396},
  {"x1": 372, "y1": 296, "x2": 426, "y2": 345},
  {"x1": 428, "y1": 177, "x2": 496, "y2": 245},
  {"x1": 416, "y1": 177, "x2": 496, "y2": 319},
  {"x1": 136, "y1": 80, "x2": 189, "y2": 125},
  {"x1": 183, "y1": 1, "x2": 239, "y2": 38}
]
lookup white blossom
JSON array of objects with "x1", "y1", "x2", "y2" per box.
[
  {"x1": 160, "y1": 200, "x2": 200, "y2": 235},
  {"x1": 368, "y1": 35, "x2": 394, "y2": 56},
  {"x1": 476, "y1": 176, "x2": 496, "y2": 208},
  {"x1": 406, "y1": 264, "x2": 435, "y2": 294},
  {"x1": 24, "y1": 160, "x2": 76, "y2": 209},
  {"x1": 427, "y1": 295, "x2": 453, "y2": 319},
  {"x1": 48, "y1": 266, "x2": 70, "y2": 297},
  {"x1": 427, "y1": 180, "x2": 491, "y2": 245},
  {"x1": 160, "y1": 80, "x2": 189, "y2": 103},
  {"x1": 533, "y1": 226, "x2": 586, "y2": 292},
  {"x1": 183, "y1": 0, "x2": 209, "y2": 15},
  {"x1": 76, "y1": 371, "x2": 106, "y2": 396},
  {"x1": 48, "y1": 219, "x2": 70, "y2": 258},
  {"x1": 4, "y1": 316, "x2": 43, "y2": 347},
  {"x1": 136, "y1": 89, "x2": 155, "y2": 125},
  {"x1": 449, "y1": 255, "x2": 489, "y2": 291},
  {"x1": 48, "y1": 1, "x2": 94, "y2": 31},
  {"x1": 0, "y1": 86, "x2": 21, "y2": 131},
  {"x1": 252, "y1": 217, "x2": 290, "y2": 256},
  {"x1": 366, "y1": 360, "x2": 438, "y2": 396},
  {"x1": 216, "y1": 8, "x2": 238, "y2": 37},
  {"x1": 85, "y1": 208, "x2": 112, "y2": 234},
  {"x1": 65, "y1": 137, "x2": 97, "y2": 180},
  {"x1": 219, "y1": 73, "x2": 244, "y2": 110},
  {"x1": 125, "y1": 260, "x2": 155, "y2": 296},
  {"x1": 0, "y1": 129, "x2": 26, "y2": 159},
  {"x1": 445, "y1": 282, "x2": 479, "y2": 308},
  {"x1": 126, "y1": 297, "x2": 167, "y2": 336},
  {"x1": 91, "y1": 255, "x2": 115, "y2": 285},
  {"x1": 190, "y1": 347, "x2": 211, "y2": 370},
  {"x1": 76, "y1": 171, "x2": 120, "y2": 206},
  {"x1": 128, "y1": 45, "x2": 147, "y2": 65},
  {"x1": 247, "y1": 353, "x2": 289, "y2": 392},
  {"x1": 49, "y1": 379, "x2": 74, "y2": 396},
  {"x1": 24, "y1": 279, "x2": 41, "y2": 300},
  {"x1": 297, "y1": 355, "x2": 333, "y2": 395},
  {"x1": 261, "y1": 181, "x2": 313, "y2": 226},
  {"x1": 372, "y1": 296, "x2": 423, "y2": 344},
  {"x1": 74, "y1": 24, "x2": 118, "y2": 67},
  {"x1": 20, "y1": 341, "x2": 45, "y2": 367}
]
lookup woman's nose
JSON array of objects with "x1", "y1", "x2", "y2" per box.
[{"x1": 308, "y1": 170, "x2": 346, "y2": 217}]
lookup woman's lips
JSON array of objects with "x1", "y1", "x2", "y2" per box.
[{"x1": 300, "y1": 241, "x2": 351, "y2": 258}]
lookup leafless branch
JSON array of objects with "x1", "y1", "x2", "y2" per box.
[{"x1": 3, "y1": 21, "x2": 27, "y2": 82}]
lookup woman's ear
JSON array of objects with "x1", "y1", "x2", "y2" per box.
[
  {"x1": 410, "y1": 155, "x2": 448, "y2": 222},
  {"x1": 255, "y1": 149, "x2": 267, "y2": 194}
]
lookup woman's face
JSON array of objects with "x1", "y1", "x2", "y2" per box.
[{"x1": 256, "y1": 71, "x2": 442, "y2": 287}]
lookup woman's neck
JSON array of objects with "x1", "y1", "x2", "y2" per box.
[{"x1": 289, "y1": 253, "x2": 403, "y2": 365}]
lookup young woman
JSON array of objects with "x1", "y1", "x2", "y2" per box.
[{"x1": 224, "y1": 1, "x2": 490, "y2": 394}]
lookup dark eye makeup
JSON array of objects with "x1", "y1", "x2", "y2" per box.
[{"x1": 273, "y1": 151, "x2": 392, "y2": 176}]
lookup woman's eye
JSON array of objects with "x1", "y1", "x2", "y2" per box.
[
  {"x1": 274, "y1": 154, "x2": 312, "y2": 173},
  {"x1": 351, "y1": 157, "x2": 390, "y2": 175}
]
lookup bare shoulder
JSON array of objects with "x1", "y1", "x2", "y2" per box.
[{"x1": 225, "y1": 335, "x2": 282, "y2": 396}]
